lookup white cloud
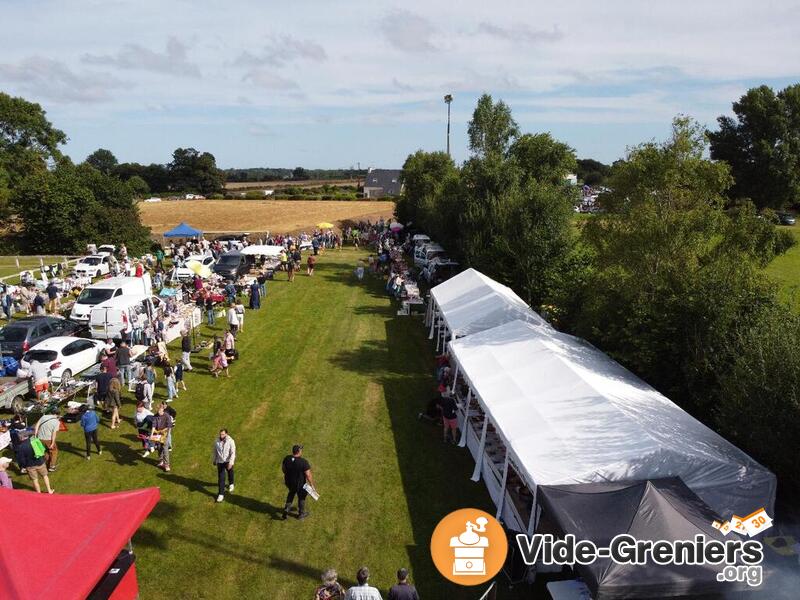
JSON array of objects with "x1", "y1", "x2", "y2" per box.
[
  {"x1": 0, "y1": 56, "x2": 125, "y2": 103},
  {"x1": 234, "y1": 34, "x2": 326, "y2": 67},
  {"x1": 379, "y1": 9, "x2": 437, "y2": 53},
  {"x1": 82, "y1": 37, "x2": 201, "y2": 77},
  {"x1": 476, "y1": 22, "x2": 563, "y2": 45}
]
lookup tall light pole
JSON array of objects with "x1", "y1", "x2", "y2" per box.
[{"x1": 444, "y1": 94, "x2": 453, "y2": 156}]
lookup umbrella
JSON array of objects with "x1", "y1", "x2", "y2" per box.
[
  {"x1": 389, "y1": 222, "x2": 404, "y2": 231},
  {"x1": 186, "y1": 260, "x2": 212, "y2": 279},
  {"x1": 317, "y1": 222, "x2": 335, "y2": 229}
]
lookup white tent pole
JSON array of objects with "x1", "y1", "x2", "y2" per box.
[
  {"x1": 527, "y1": 484, "x2": 538, "y2": 536},
  {"x1": 458, "y1": 389, "x2": 472, "y2": 447},
  {"x1": 471, "y1": 416, "x2": 490, "y2": 482},
  {"x1": 449, "y1": 363, "x2": 459, "y2": 394},
  {"x1": 495, "y1": 451, "x2": 510, "y2": 520},
  {"x1": 428, "y1": 306, "x2": 437, "y2": 339},
  {"x1": 436, "y1": 323, "x2": 443, "y2": 352}
]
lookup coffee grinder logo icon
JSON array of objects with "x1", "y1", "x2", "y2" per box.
[{"x1": 451, "y1": 516, "x2": 490, "y2": 576}]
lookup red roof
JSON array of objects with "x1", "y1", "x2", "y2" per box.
[{"x1": 0, "y1": 487, "x2": 159, "y2": 600}]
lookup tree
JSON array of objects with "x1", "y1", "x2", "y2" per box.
[
  {"x1": 509, "y1": 133, "x2": 577, "y2": 186},
  {"x1": 576, "y1": 158, "x2": 611, "y2": 186},
  {"x1": 168, "y1": 148, "x2": 225, "y2": 194},
  {"x1": 126, "y1": 175, "x2": 150, "y2": 197},
  {"x1": 708, "y1": 84, "x2": 800, "y2": 209},
  {"x1": 467, "y1": 93, "x2": 519, "y2": 157},
  {"x1": 0, "y1": 92, "x2": 66, "y2": 187},
  {"x1": 568, "y1": 117, "x2": 786, "y2": 420},
  {"x1": 396, "y1": 151, "x2": 457, "y2": 228},
  {"x1": 84, "y1": 148, "x2": 118, "y2": 175},
  {"x1": 292, "y1": 166, "x2": 309, "y2": 180}
]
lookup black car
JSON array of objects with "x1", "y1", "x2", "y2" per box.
[
  {"x1": 0, "y1": 316, "x2": 84, "y2": 360},
  {"x1": 778, "y1": 213, "x2": 796, "y2": 226},
  {"x1": 212, "y1": 251, "x2": 251, "y2": 280}
]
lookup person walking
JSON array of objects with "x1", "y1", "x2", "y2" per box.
[
  {"x1": 95, "y1": 363, "x2": 112, "y2": 411},
  {"x1": 314, "y1": 569, "x2": 346, "y2": 600},
  {"x1": 33, "y1": 289, "x2": 45, "y2": 315},
  {"x1": 45, "y1": 280, "x2": 59, "y2": 314},
  {"x1": 249, "y1": 280, "x2": 261, "y2": 309},
  {"x1": 437, "y1": 392, "x2": 459, "y2": 444},
  {"x1": 150, "y1": 403, "x2": 173, "y2": 472},
  {"x1": 80, "y1": 406, "x2": 102, "y2": 460},
  {"x1": 205, "y1": 294, "x2": 215, "y2": 326},
  {"x1": 307, "y1": 254, "x2": 317, "y2": 276},
  {"x1": 212, "y1": 429, "x2": 236, "y2": 503},
  {"x1": 163, "y1": 360, "x2": 177, "y2": 402},
  {"x1": 287, "y1": 256, "x2": 296, "y2": 282},
  {"x1": 344, "y1": 567, "x2": 382, "y2": 600},
  {"x1": 15, "y1": 430, "x2": 54, "y2": 494},
  {"x1": 235, "y1": 298, "x2": 245, "y2": 332},
  {"x1": 34, "y1": 408, "x2": 61, "y2": 472},
  {"x1": 226, "y1": 303, "x2": 239, "y2": 337},
  {"x1": 181, "y1": 330, "x2": 193, "y2": 371},
  {"x1": 175, "y1": 361, "x2": 187, "y2": 394},
  {"x1": 116, "y1": 339, "x2": 132, "y2": 387},
  {"x1": 387, "y1": 569, "x2": 419, "y2": 600},
  {"x1": 107, "y1": 375, "x2": 122, "y2": 429},
  {"x1": 282, "y1": 444, "x2": 315, "y2": 520}
]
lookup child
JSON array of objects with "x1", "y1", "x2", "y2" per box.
[
  {"x1": 175, "y1": 361, "x2": 187, "y2": 394},
  {"x1": 0, "y1": 456, "x2": 13, "y2": 489}
]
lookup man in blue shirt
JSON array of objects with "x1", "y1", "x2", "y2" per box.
[{"x1": 80, "y1": 406, "x2": 102, "y2": 459}]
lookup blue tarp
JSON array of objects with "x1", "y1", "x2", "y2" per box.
[{"x1": 163, "y1": 222, "x2": 202, "y2": 238}]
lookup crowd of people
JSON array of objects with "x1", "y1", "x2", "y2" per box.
[{"x1": 313, "y1": 566, "x2": 419, "y2": 600}]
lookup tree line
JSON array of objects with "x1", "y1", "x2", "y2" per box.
[
  {"x1": 0, "y1": 93, "x2": 152, "y2": 254},
  {"x1": 225, "y1": 167, "x2": 367, "y2": 183},
  {"x1": 398, "y1": 87, "x2": 800, "y2": 490}
]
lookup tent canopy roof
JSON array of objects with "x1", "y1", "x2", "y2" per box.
[
  {"x1": 240, "y1": 244, "x2": 284, "y2": 257},
  {"x1": 430, "y1": 268, "x2": 549, "y2": 337},
  {"x1": 538, "y1": 478, "x2": 747, "y2": 599},
  {"x1": 163, "y1": 222, "x2": 202, "y2": 238},
  {"x1": 448, "y1": 319, "x2": 775, "y2": 517},
  {"x1": 0, "y1": 487, "x2": 160, "y2": 600}
]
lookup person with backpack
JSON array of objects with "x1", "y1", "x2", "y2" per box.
[
  {"x1": 15, "y1": 430, "x2": 54, "y2": 494},
  {"x1": 80, "y1": 406, "x2": 102, "y2": 460},
  {"x1": 135, "y1": 372, "x2": 153, "y2": 410}
]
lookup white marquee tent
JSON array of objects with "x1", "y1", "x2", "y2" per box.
[
  {"x1": 448, "y1": 319, "x2": 776, "y2": 533},
  {"x1": 425, "y1": 268, "x2": 550, "y2": 350}
]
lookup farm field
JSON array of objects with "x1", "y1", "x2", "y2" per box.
[
  {"x1": 139, "y1": 199, "x2": 395, "y2": 235},
  {"x1": 1, "y1": 250, "x2": 523, "y2": 599}
]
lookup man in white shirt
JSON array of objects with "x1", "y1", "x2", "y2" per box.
[
  {"x1": 212, "y1": 429, "x2": 236, "y2": 503},
  {"x1": 345, "y1": 567, "x2": 383, "y2": 600},
  {"x1": 226, "y1": 304, "x2": 239, "y2": 337}
]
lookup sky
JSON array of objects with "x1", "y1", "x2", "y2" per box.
[{"x1": 1, "y1": 0, "x2": 799, "y2": 169}]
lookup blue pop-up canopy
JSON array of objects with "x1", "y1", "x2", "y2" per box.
[{"x1": 163, "y1": 222, "x2": 202, "y2": 238}]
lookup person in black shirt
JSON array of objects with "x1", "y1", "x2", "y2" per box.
[
  {"x1": 281, "y1": 444, "x2": 315, "y2": 520},
  {"x1": 437, "y1": 392, "x2": 459, "y2": 444},
  {"x1": 388, "y1": 568, "x2": 420, "y2": 600},
  {"x1": 180, "y1": 330, "x2": 193, "y2": 371}
]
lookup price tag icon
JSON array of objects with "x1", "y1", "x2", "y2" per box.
[{"x1": 742, "y1": 508, "x2": 773, "y2": 537}]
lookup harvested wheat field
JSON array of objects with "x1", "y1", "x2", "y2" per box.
[{"x1": 139, "y1": 199, "x2": 395, "y2": 235}]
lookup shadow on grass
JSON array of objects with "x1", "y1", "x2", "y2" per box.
[{"x1": 268, "y1": 556, "x2": 357, "y2": 588}]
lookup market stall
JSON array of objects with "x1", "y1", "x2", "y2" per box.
[
  {"x1": 0, "y1": 487, "x2": 160, "y2": 600},
  {"x1": 426, "y1": 268, "x2": 550, "y2": 350},
  {"x1": 163, "y1": 222, "x2": 203, "y2": 240},
  {"x1": 447, "y1": 318, "x2": 777, "y2": 534},
  {"x1": 537, "y1": 478, "x2": 755, "y2": 599}
]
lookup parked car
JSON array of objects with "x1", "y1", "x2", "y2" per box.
[
  {"x1": 778, "y1": 213, "x2": 796, "y2": 226},
  {"x1": 70, "y1": 274, "x2": 153, "y2": 323},
  {"x1": 413, "y1": 243, "x2": 446, "y2": 268},
  {"x1": 174, "y1": 254, "x2": 216, "y2": 281},
  {"x1": 422, "y1": 258, "x2": 460, "y2": 284},
  {"x1": 0, "y1": 317, "x2": 84, "y2": 360},
  {"x1": 73, "y1": 254, "x2": 114, "y2": 279},
  {"x1": 96, "y1": 244, "x2": 117, "y2": 256},
  {"x1": 213, "y1": 251, "x2": 251, "y2": 280},
  {"x1": 89, "y1": 294, "x2": 162, "y2": 340},
  {"x1": 19, "y1": 336, "x2": 107, "y2": 385}
]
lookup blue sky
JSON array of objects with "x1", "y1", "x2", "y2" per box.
[{"x1": 1, "y1": 0, "x2": 798, "y2": 169}]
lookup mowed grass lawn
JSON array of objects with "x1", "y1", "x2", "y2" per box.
[
  {"x1": 4, "y1": 249, "x2": 521, "y2": 599},
  {"x1": 766, "y1": 223, "x2": 800, "y2": 310}
]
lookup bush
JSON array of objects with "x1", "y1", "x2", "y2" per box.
[{"x1": 208, "y1": 193, "x2": 224, "y2": 200}]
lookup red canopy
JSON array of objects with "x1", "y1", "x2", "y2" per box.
[{"x1": 0, "y1": 487, "x2": 159, "y2": 600}]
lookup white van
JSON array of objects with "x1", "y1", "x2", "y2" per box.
[
  {"x1": 89, "y1": 294, "x2": 161, "y2": 340},
  {"x1": 413, "y1": 243, "x2": 446, "y2": 268},
  {"x1": 70, "y1": 274, "x2": 153, "y2": 323}
]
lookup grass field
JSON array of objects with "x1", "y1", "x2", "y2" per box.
[
  {"x1": 0, "y1": 255, "x2": 74, "y2": 279},
  {"x1": 2, "y1": 249, "x2": 521, "y2": 599},
  {"x1": 139, "y1": 199, "x2": 395, "y2": 235},
  {"x1": 765, "y1": 224, "x2": 800, "y2": 310}
]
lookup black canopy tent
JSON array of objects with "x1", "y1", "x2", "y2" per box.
[{"x1": 537, "y1": 478, "x2": 753, "y2": 599}]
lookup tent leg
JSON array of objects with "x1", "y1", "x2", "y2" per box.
[
  {"x1": 458, "y1": 389, "x2": 472, "y2": 447},
  {"x1": 449, "y1": 363, "x2": 459, "y2": 394},
  {"x1": 471, "y1": 417, "x2": 489, "y2": 482},
  {"x1": 496, "y1": 452, "x2": 510, "y2": 520}
]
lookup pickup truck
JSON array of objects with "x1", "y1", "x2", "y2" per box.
[{"x1": 0, "y1": 376, "x2": 30, "y2": 413}]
